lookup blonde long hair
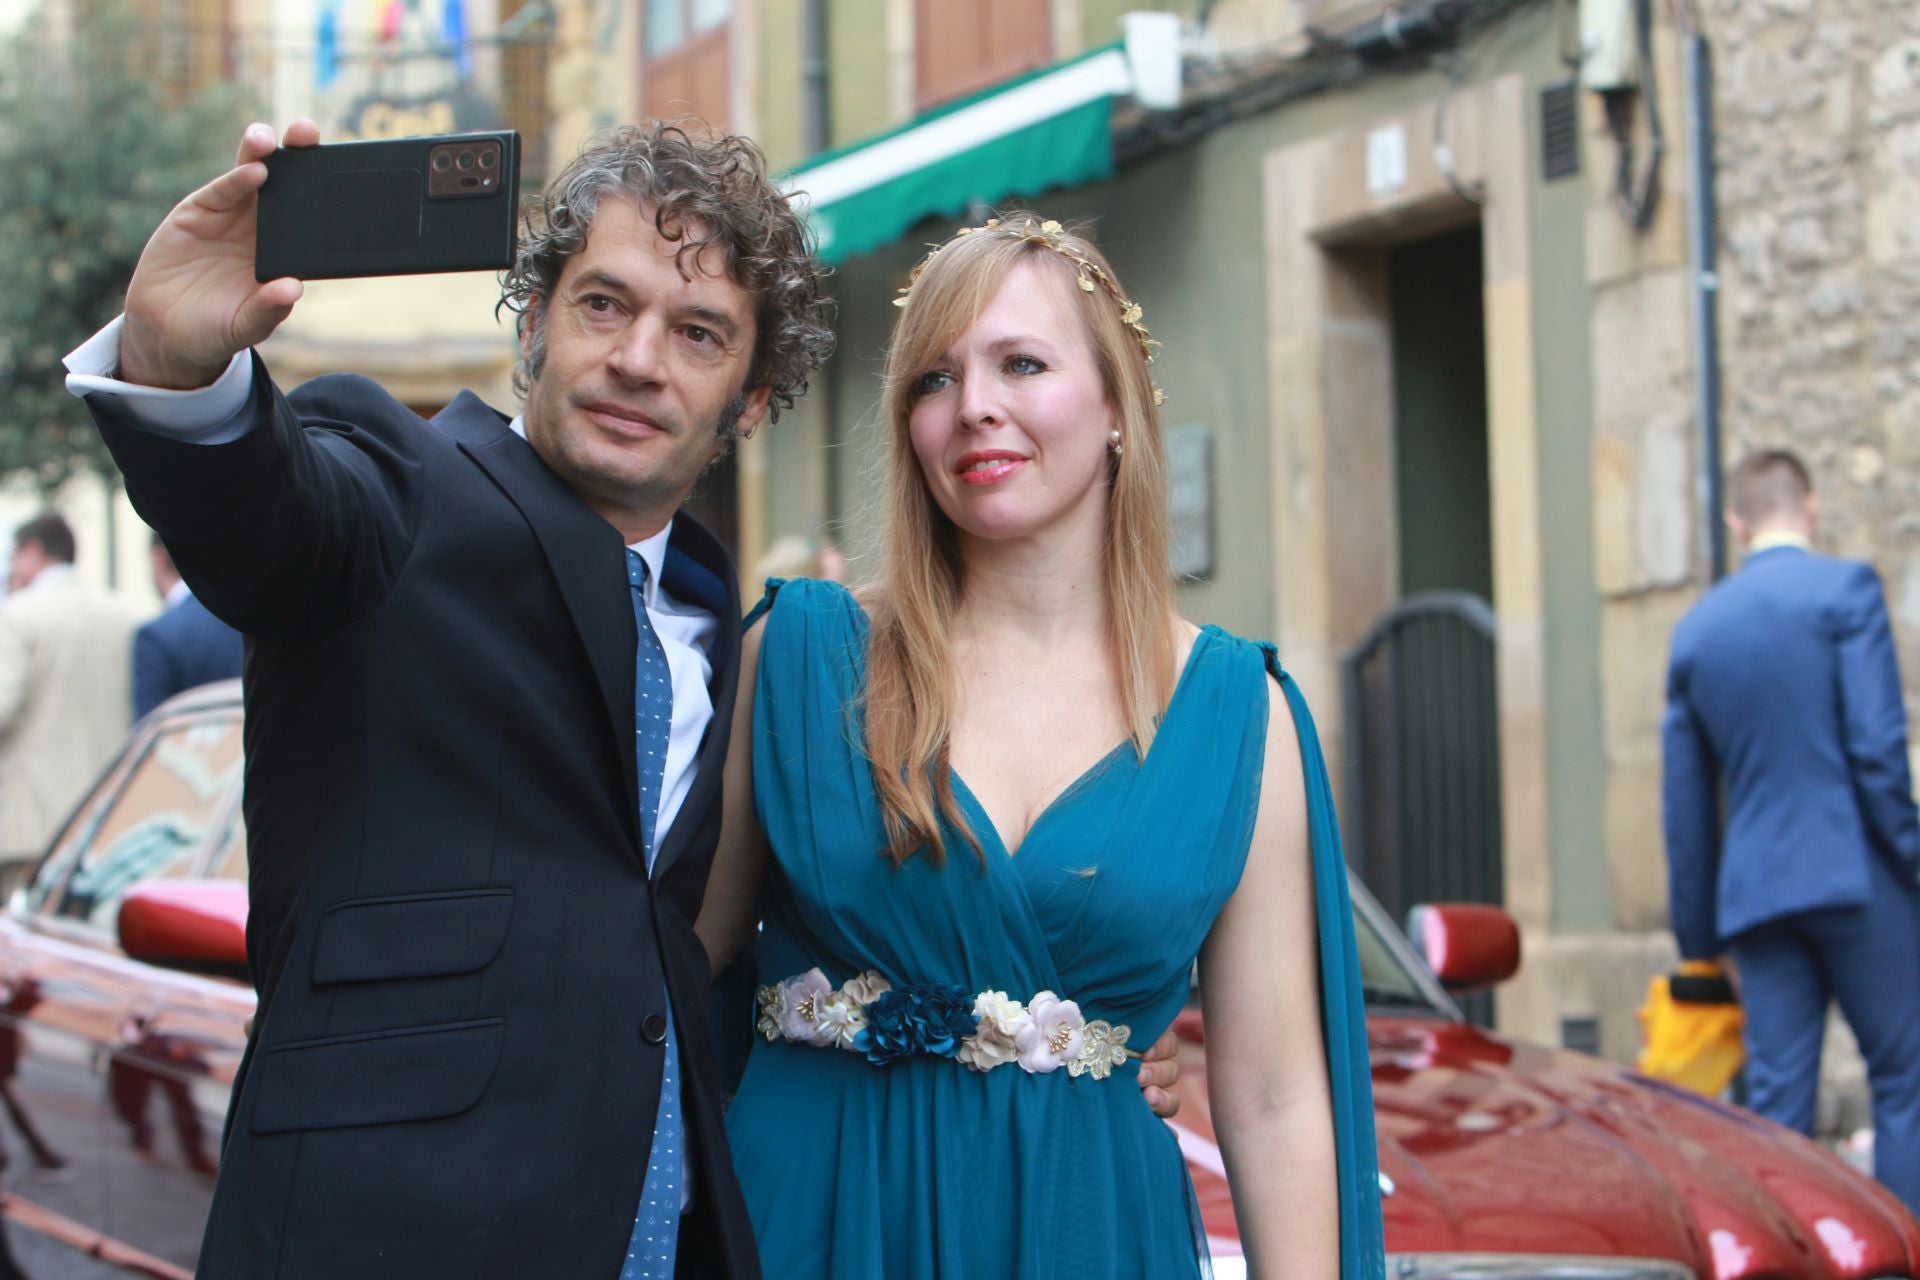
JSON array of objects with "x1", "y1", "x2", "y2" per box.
[{"x1": 865, "y1": 215, "x2": 1178, "y2": 867}]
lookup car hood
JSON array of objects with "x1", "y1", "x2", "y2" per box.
[{"x1": 1177, "y1": 1016, "x2": 1920, "y2": 1278}]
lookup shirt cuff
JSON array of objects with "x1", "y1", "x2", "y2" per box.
[{"x1": 64, "y1": 317, "x2": 255, "y2": 444}]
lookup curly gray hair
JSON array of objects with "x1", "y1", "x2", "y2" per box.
[{"x1": 500, "y1": 122, "x2": 835, "y2": 439}]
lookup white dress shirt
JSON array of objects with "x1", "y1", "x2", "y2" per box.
[{"x1": 63, "y1": 320, "x2": 717, "y2": 857}]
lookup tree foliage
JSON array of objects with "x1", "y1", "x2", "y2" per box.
[{"x1": 0, "y1": 2, "x2": 252, "y2": 491}]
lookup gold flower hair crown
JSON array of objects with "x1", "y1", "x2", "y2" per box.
[{"x1": 895, "y1": 218, "x2": 1167, "y2": 406}]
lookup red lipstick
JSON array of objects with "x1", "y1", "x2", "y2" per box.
[{"x1": 954, "y1": 450, "x2": 1027, "y2": 486}]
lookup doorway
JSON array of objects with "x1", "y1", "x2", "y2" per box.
[
  {"x1": 1390, "y1": 227, "x2": 1492, "y2": 602},
  {"x1": 1342, "y1": 224, "x2": 1505, "y2": 1021}
]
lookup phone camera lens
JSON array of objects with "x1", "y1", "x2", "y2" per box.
[
  {"x1": 456, "y1": 151, "x2": 476, "y2": 172},
  {"x1": 478, "y1": 149, "x2": 497, "y2": 170},
  {"x1": 432, "y1": 151, "x2": 453, "y2": 173}
]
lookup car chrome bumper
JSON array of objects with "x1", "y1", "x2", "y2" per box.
[
  {"x1": 1205, "y1": 1257, "x2": 1695, "y2": 1280},
  {"x1": 1394, "y1": 1259, "x2": 1694, "y2": 1280}
]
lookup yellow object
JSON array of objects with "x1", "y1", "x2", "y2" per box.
[{"x1": 1636, "y1": 968, "x2": 1745, "y2": 1096}]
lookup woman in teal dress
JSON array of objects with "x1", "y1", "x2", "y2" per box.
[{"x1": 698, "y1": 214, "x2": 1383, "y2": 1278}]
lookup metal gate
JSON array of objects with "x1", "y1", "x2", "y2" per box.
[{"x1": 1341, "y1": 593, "x2": 1504, "y2": 1019}]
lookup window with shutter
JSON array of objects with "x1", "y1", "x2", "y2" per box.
[{"x1": 915, "y1": 0, "x2": 1050, "y2": 112}]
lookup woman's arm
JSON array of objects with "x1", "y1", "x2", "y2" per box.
[
  {"x1": 695, "y1": 616, "x2": 772, "y2": 975},
  {"x1": 1199, "y1": 675, "x2": 1337, "y2": 1277}
]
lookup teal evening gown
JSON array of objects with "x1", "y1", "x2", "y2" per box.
[{"x1": 723, "y1": 579, "x2": 1384, "y2": 1278}]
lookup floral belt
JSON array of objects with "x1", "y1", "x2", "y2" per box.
[{"x1": 755, "y1": 968, "x2": 1136, "y2": 1080}]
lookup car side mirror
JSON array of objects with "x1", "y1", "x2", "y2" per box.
[
  {"x1": 118, "y1": 880, "x2": 250, "y2": 981},
  {"x1": 1407, "y1": 902, "x2": 1521, "y2": 994}
]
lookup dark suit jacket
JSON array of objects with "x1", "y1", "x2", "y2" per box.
[
  {"x1": 1663, "y1": 544, "x2": 1920, "y2": 959},
  {"x1": 89, "y1": 359, "x2": 757, "y2": 1279},
  {"x1": 132, "y1": 593, "x2": 245, "y2": 719}
]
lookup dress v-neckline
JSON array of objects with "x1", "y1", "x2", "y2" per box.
[
  {"x1": 948, "y1": 627, "x2": 1219, "y2": 860},
  {"x1": 826, "y1": 582, "x2": 1221, "y2": 861}
]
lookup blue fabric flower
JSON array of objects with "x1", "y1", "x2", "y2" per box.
[{"x1": 853, "y1": 983, "x2": 979, "y2": 1065}]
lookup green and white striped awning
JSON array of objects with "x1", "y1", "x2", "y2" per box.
[{"x1": 784, "y1": 44, "x2": 1137, "y2": 266}]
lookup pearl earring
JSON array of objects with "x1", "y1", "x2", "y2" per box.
[{"x1": 1108, "y1": 429, "x2": 1123, "y2": 456}]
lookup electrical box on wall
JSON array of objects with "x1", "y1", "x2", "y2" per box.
[{"x1": 1580, "y1": 0, "x2": 1639, "y2": 91}]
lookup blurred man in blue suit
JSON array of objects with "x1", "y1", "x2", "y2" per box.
[
  {"x1": 1663, "y1": 449, "x2": 1920, "y2": 1213},
  {"x1": 132, "y1": 534, "x2": 242, "y2": 720}
]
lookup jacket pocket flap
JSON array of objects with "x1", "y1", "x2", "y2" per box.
[
  {"x1": 312, "y1": 888, "x2": 513, "y2": 985},
  {"x1": 249, "y1": 1018, "x2": 505, "y2": 1134}
]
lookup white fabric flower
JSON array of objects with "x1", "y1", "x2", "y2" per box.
[
  {"x1": 1014, "y1": 991, "x2": 1085, "y2": 1074},
  {"x1": 972, "y1": 990, "x2": 1032, "y2": 1038},
  {"x1": 840, "y1": 969, "x2": 893, "y2": 1005},
  {"x1": 779, "y1": 968, "x2": 836, "y2": 1046},
  {"x1": 816, "y1": 992, "x2": 868, "y2": 1050}
]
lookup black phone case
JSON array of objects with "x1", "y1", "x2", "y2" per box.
[{"x1": 255, "y1": 131, "x2": 520, "y2": 282}]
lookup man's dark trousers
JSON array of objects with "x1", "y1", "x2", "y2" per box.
[
  {"x1": 1730, "y1": 851, "x2": 1920, "y2": 1209},
  {"x1": 1664, "y1": 542, "x2": 1920, "y2": 1214}
]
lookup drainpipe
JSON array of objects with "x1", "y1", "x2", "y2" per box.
[
  {"x1": 1682, "y1": 28, "x2": 1726, "y2": 581},
  {"x1": 802, "y1": 0, "x2": 829, "y2": 156},
  {"x1": 799, "y1": 0, "x2": 841, "y2": 530}
]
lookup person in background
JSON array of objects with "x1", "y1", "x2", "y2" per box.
[
  {"x1": 1662, "y1": 448, "x2": 1920, "y2": 1214},
  {"x1": 0, "y1": 513, "x2": 143, "y2": 893},
  {"x1": 750, "y1": 533, "x2": 847, "y2": 586},
  {"x1": 133, "y1": 532, "x2": 244, "y2": 720}
]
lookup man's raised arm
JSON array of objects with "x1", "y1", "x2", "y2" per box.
[
  {"x1": 64, "y1": 121, "x2": 425, "y2": 641},
  {"x1": 119, "y1": 120, "x2": 315, "y2": 390}
]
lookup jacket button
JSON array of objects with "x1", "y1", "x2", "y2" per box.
[{"x1": 641, "y1": 1014, "x2": 668, "y2": 1044}]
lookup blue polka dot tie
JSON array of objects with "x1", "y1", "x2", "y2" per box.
[{"x1": 621, "y1": 549, "x2": 683, "y2": 1279}]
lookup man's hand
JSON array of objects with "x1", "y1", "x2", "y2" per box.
[
  {"x1": 1137, "y1": 1027, "x2": 1181, "y2": 1120},
  {"x1": 119, "y1": 120, "x2": 320, "y2": 390}
]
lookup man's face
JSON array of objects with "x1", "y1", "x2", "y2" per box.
[
  {"x1": 7, "y1": 540, "x2": 50, "y2": 593},
  {"x1": 521, "y1": 199, "x2": 771, "y2": 540}
]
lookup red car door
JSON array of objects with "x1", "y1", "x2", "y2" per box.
[{"x1": 0, "y1": 707, "x2": 243, "y2": 1276}]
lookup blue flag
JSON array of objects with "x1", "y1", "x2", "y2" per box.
[
  {"x1": 443, "y1": 0, "x2": 469, "y2": 78},
  {"x1": 315, "y1": 2, "x2": 338, "y2": 89}
]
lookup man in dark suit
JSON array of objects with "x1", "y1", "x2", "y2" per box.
[
  {"x1": 1662, "y1": 448, "x2": 1920, "y2": 1213},
  {"x1": 61, "y1": 119, "x2": 834, "y2": 1278},
  {"x1": 132, "y1": 533, "x2": 244, "y2": 719}
]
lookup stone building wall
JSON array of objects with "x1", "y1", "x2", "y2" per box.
[
  {"x1": 1711, "y1": 0, "x2": 1920, "y2": 674},
  {"x1": 1533, "y1": 0, "x2": 1910, "y2": 1097},
  {"x1": 1659, "y1": 0, "x2": 1916, "y2": 1132}
]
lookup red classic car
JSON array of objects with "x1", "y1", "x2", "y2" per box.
[
  {"x1": 0, "y1": 681, "x2": 1914, "y2": 1277},
  {"x1": 1176, "y1": 901, "x2": 1920, "y2": 1279}
]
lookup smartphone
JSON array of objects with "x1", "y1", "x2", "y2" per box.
[{"x1": 255, "y1": 131, "x2": 520, "y2": 282}]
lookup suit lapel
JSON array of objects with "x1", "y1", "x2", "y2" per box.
[
  {"x1": 443, "y1": 398, "x2": 643, "y2": 858},
  {"x1": 652, "y1": 514, "x2": 741, "y2": 881}
]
